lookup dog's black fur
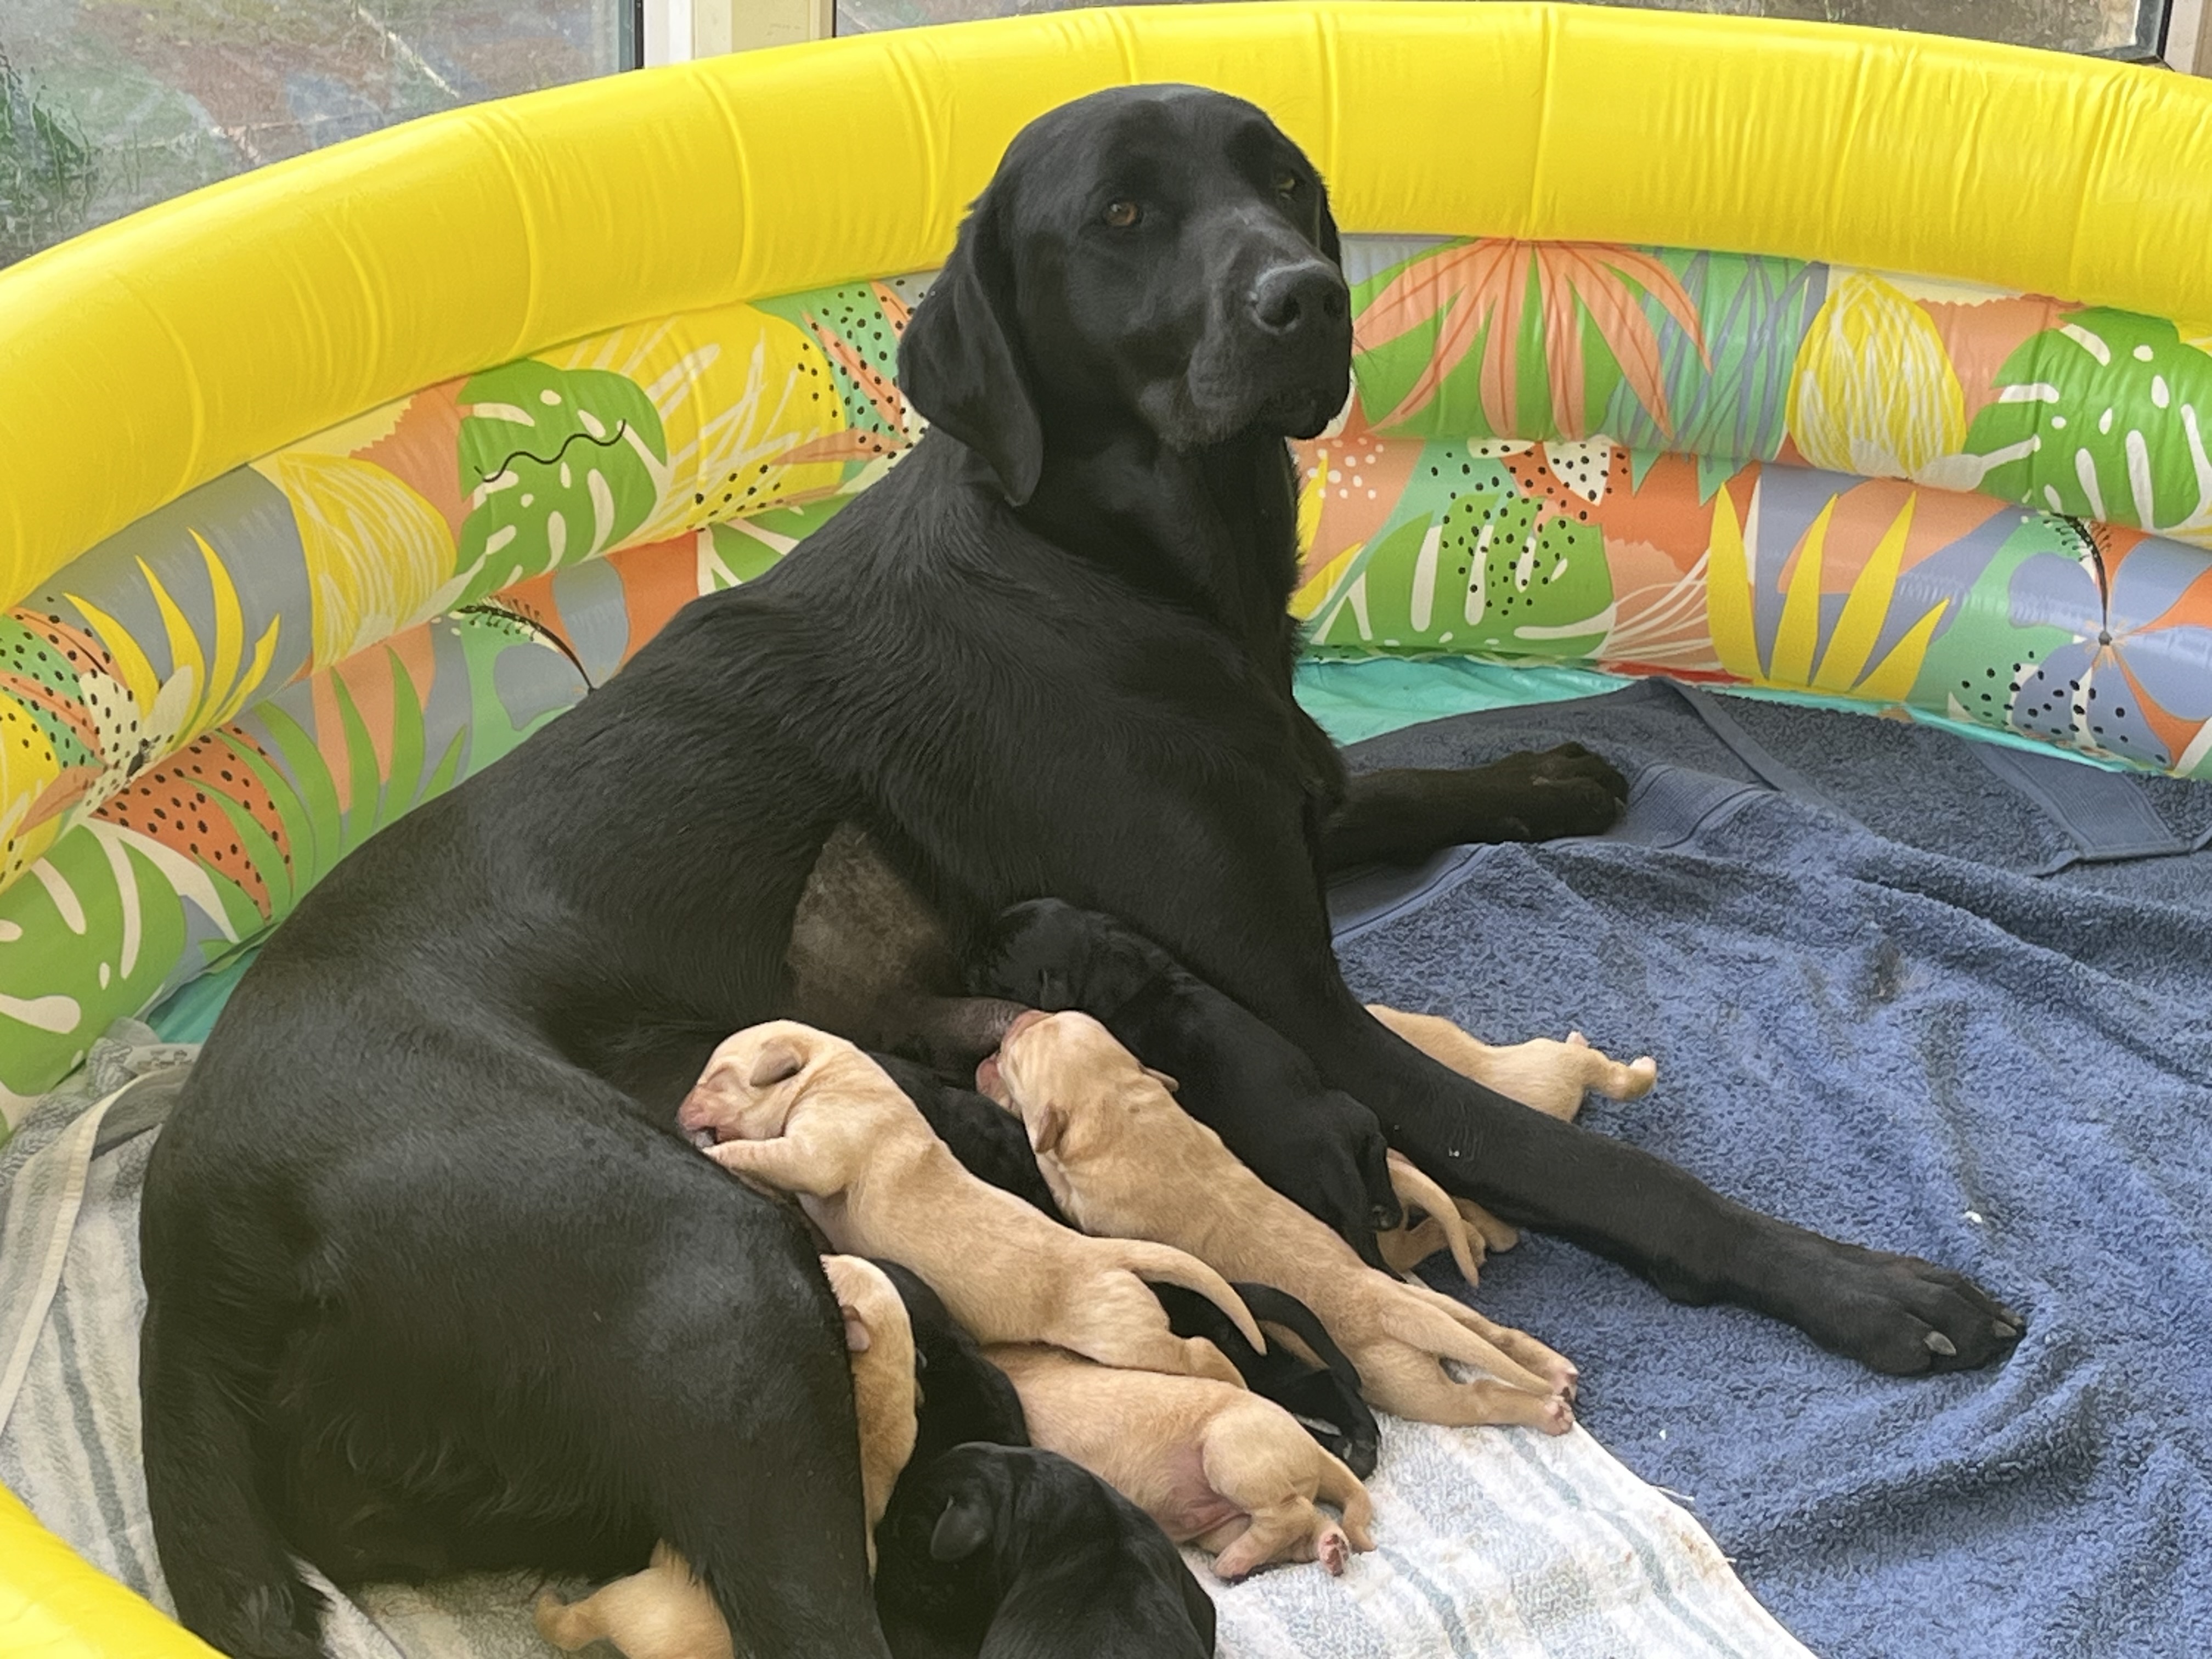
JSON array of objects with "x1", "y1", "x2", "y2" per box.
[
  {"x1": 871, "y1": 1260, "x2": 1030, "y2": 1470},
  {"x1": 873, "y1": 1053, "x2": 1071, "y2": 1224},
  {"x1": 138, "y1": 83, "x2": 2021, "y2": 1659},
  {"x1": 974, "y1": 898, "x2": 1401, "y2": 1263},
  {"x1": 874, "y1": 1444, "x2": 1215, "y2": 1659}
]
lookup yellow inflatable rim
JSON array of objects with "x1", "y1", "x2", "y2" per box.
[
  {"x1": 0, "y1": 1481, "x2": 218, "y2": 1656},
  {"x1": 7, "y1": 2, "x2": 2212, "y2": 608},
  {"x1": 2, "y1": 7, "x2": 2210, "y2": 1651}
]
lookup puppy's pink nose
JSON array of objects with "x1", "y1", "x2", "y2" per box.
[{"x1": 676, "y1": 1090, "x2": 713, "y2": 1132}]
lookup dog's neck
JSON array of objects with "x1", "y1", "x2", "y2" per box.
[{"x1": 1011, "y1": 424, "x2": 1304, "y2": 676}]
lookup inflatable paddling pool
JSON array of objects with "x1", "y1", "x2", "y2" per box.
[{"x1": 3, "y1": 3, "x2": 2211, "y2": 1650}]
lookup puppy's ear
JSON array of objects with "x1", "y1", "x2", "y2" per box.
[
  {"x1": 1027, "y1": 1103, "x2": 1067, "y2": 1157},
  {"x1": 837, "y1": 1297, "x2": 872, "y2": 1353},
  {"x1": 748, "y1": 1037, "x2": 806, "y2": 1089},
  {"x1": 1142, "y1": 1066, "x2": 1180, "y2": 1096},
  {"x1": 899, "y1": 190, "x2": 1043, "y2": 507},
  {"x1": 929, "y1": 1492, "x2": 994, "y2": 1563}
]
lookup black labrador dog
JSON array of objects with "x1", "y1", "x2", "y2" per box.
[
  {"x1": 874, "y1": 1445, "x2": 1215, "y2": 1659},
  {"x1": 139, "y1": 83, "x2": 2020, "y2": 1659}
]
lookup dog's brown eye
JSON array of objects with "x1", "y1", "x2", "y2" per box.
[
  {"x1": 1104, "y1": 200, "x2": 1141, "y2": 229},
  {"x1": 1274, "y1": 172, "x2": 1300, "y2": 196}
]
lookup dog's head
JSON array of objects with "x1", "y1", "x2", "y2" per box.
[
  {"x1": 678, "y1": 1019, "x2": 858, "y2": 1147},
  {"x1": 968, "y1": 897, "x2": 1169, "y2": 1015},
  {"x1": 875, "y1": 1444, "x2": 1215, "y2": 1655},
  {"x1": 988, "y1": 1011, "x2": 1180, "y2": 1183},
  {"x1": 900, "y1": 83, "x2": 1348, "y2": 505}
]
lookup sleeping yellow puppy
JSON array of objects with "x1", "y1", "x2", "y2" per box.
[
  {"x1": 989, "y1": 1011, "x2": 1576, "y2": 1432},
  {"x1": 990, "y1": 1342, "x2": 1376, "y2": 1580},
  {"x1": 679, "y1": 1020, "x2": 1262, "y2": 1385},
  {"x1": 1368, "y1": 1006, "x2": 1657, "y2": 1276}
]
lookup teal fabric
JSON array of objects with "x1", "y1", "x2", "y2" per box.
[{"x1": 1295, "y1": 657, "x2": 2136, "y2": 771}]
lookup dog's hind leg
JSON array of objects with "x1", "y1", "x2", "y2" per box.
[
  {"x1": 1359, "y1": 1345, "x2": 1572, "y2": 1434},
  {"x1": 1052, "y1": 1286, "x2": 1246, "y2": 1387},
  {"x1": 1406, "y1": 1282, "x2": 1578, "y2": 1397},
  {"x1": 140, "y1": 1301, "x2": 326, "y2": 1659}
]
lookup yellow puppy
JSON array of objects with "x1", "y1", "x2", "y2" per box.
[
  {"x1": 990, "y1": 1342, "x2": 1376, "y2": 1579},
  {"x1": 1368, "y1": 1006, "x2": 1657, "y2": 1272},
  {"x1": 679, "y1": 1020, "x2": 1262, "y2": 1386},
  {"x1": 991, "y1": 1012, "x2": 1575, "y2": 1434},
  {"x1": 533, "y1": 1254, "x2": 918, "y2": 1657}
]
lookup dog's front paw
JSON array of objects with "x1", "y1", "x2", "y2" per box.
[
  {"x1": 1471, "y1": 743, "x2": 1629, "y2": 841},
  {"x1": 1798, "y1": 1245, "x2": 2025, "y2": 1375}
]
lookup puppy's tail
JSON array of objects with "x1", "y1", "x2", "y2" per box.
[
  {"x1": 1315, "y1": 1449, "x2": 1377, "y2": 1551},
  {"x1": 1385, "y1": 1150, "x2": 1485, "y2": 1283},
  {"x1": 1117, "y1": 1241, "x2": 1266, "y2": 1352}
]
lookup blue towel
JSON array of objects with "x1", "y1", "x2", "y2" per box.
[{"x1": 1329, "y1": 682, "x2": 2212, "y2": 1659}]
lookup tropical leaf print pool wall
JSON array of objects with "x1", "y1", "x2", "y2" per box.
[{"x1": 1, "y1": 238, "x2": 2208, "y2": 1115}]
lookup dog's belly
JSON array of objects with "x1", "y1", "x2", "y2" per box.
[{"x1": 1155, "y1": 1444, "x2": 1242, "y2": 1541}]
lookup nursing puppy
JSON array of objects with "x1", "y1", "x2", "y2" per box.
[
  {"x1": 990, "y1": 1344, "x2": 1375, "y2": 1580},
  {"x1": 876, "y1": 1444, "x2": 1215, "y2": 1659},
  {"x1": 972, "y1": 899, "x2": 1401, "y2": 1265},
  {"x1": 869, "y1": 1053, "x2": 1375, "y2": 1474},
  {"x1": 679, "y1": 1022, "x2": 1262, "y2": 1385},
  {"x1": 990, "y1": 1012, "x2": 1576, "y2": 1431},
  {"x1": 1371, "y1": 1012, "x2": 1658, "y2": 1275},
  {"x1": 534, "y1": 1255, "x2": 918, "y2": 1658}
]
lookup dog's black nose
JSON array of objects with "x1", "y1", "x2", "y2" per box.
[{"x1": 1249, "y1": 261, "x2": 1348, "y2": 338}]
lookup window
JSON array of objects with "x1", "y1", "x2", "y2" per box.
[
  {"x1": 833, "y1": 0, "x2": 2174, "y2": 63},
  {"x1": 2, "y1": 0, "x2": 641, "y2": 266}
]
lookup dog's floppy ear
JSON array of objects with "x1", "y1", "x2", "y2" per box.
[
  {"x1": 1026, "y1": 1103, "x2": 1068, "y2": 1157},
  {"x1": 748, "y1": 1036, "x2": 806, "y2": 1089},
  {"x1": 899, "y1": 189, "x2": 1043, "y2": 507},
  {"x1": 929, "y1": 1491, "x2": 994, "y2": 1563},
  {"x1": 1142, "y1": 1066, "x2": 1180, "y2": 1096},
  {"x1": 1313, "y1": 177, "x2": 1342, "y2": 270}
]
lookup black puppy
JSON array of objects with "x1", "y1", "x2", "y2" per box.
[
  {"x1": 871, "y1": 1260, "x2": 1030, "y2": 1469},
  {"x1": 873, "y1": 1053, "x2": 1070, "y2": 1225},
  {"x1": 873, "y1": 1057, "x2": 1376, "y2": 1473},
  {"x1": 975, "y1": 897, "x2": 1402, "y2": 1265},
  {"x1": 875, "y1": 1445, "x2": 1214, "y2": 1659},
  {"x1": 140, "y1": 81, "x2": 2018, "y2": 1659}
]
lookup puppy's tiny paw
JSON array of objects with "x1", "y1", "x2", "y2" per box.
[{"x1": 1317, "y1": 1527, "x2": 1350, "y2": 1576}]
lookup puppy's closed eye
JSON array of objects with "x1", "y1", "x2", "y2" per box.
[{"x1": 749, "y1": 1039, "x2": 805, "y2": 1088}]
